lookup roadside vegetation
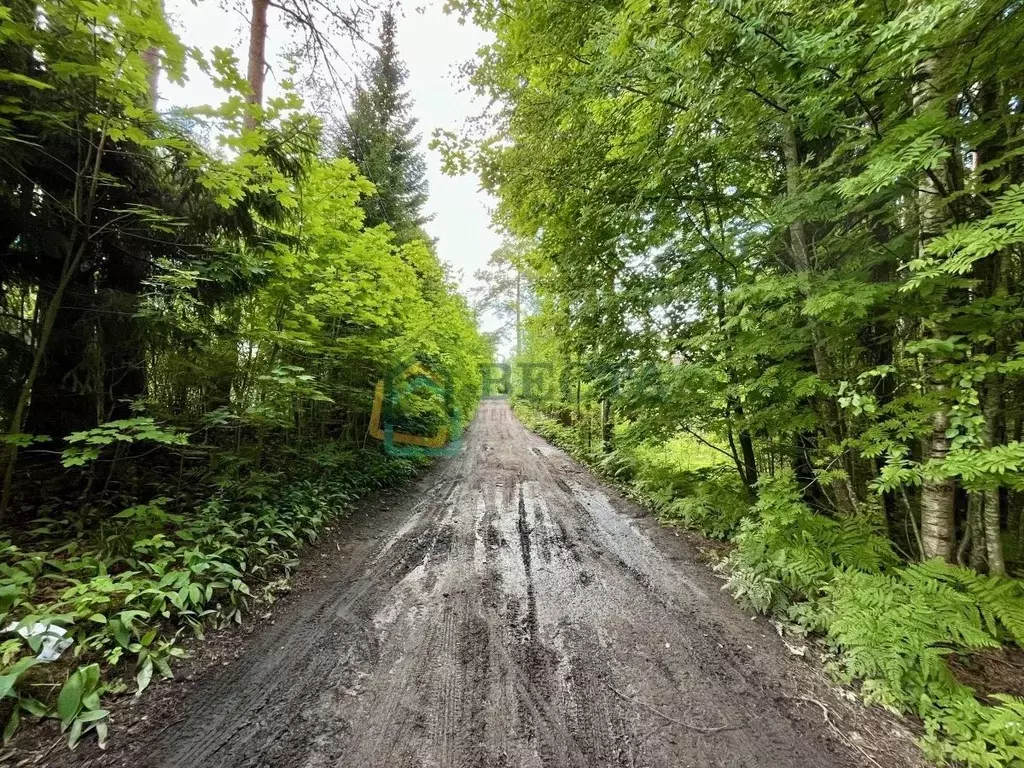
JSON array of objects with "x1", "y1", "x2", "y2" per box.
[
  {"x1": 453, "y1": 0, "x2": 1024, "y2": 764},
  {"x1": 0, "y1": 1, "x2": 487, "y2": 751}
]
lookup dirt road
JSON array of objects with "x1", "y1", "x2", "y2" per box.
[{"x1": 119, "y1": 400, "x2": 912, "y2": 767}]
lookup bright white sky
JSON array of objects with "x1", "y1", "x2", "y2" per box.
[{"x1": 162, "y1": 0, "x2": 501, "y2": 315}]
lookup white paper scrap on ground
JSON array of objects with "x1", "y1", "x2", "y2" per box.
[{"x1": 3, "y1": 622, "x2": 73, "y2": 661}]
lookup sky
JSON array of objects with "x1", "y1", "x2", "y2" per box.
[{"x1": 161, "y1": 0, "x2": 502, "y2": 312}]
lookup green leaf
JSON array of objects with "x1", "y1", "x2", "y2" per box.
[
  {"x1": 3, "y1": 708, "x2": 19, "y2": 744},
  {"x1": 0, "y1": 657, "x2": 40, "y2": 699},
  {"x1": 81, "y1": 664, "x2": 100, "y2": 693},
  {"x1": 113, "y1": 621, "x2": 131, "y2": 649},
  {"x1": 95, "y1": 719, "x2": 108, "y2": 750},
  {"x1": 19, "y1": 698, "x2": 48, "y2": 717},
  {"x1": 67, "y1": 717, "x2": 83, "y2": 749},
  {"x1": 136, "y1": 658, "x2": 153, "y2": 696},
  {"x1": 0, "y1": 71, "x2": 53, "y2": 90},
  {"x1": 75, "y1": 709, "x2": 108, "y2": 723},
  {"x1": 57, "y1": 672, "x2": 84, "y2": 727}
]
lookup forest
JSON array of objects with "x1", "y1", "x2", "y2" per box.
[
  {"x1": 452, "y1": 0, "x2": 1024, "y2": 765},
  {"x1": 0, "y1": 0, "x2": 488, "y2": 753},
  {"x1": 3, "y1": 0, "x2": 1024, "y2": 766}
]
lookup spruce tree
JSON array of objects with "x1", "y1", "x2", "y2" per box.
[{"x1": 337, "y1": 9, "x2": 428, "y2": 238}]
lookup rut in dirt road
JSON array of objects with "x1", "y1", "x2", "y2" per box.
[{"x1": 129, "y1": 400, "x2": 885, "y2": 768}]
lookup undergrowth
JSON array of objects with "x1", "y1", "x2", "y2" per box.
[
  {"x1": 514, "y1": 400, "x2": 1024, "y2": 768},
  {"x1": 0, "y1": 445, "x2": 425, "y2": 748}
]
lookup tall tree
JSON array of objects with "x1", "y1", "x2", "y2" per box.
[
  {"x1": 336, "y1": 9, "x2": 428, "y2": 237},
  {"x1": 473, "y1": 240, "x2": 533, "y2": 356},
  {"x1": 245, "y1": 0, "x2": 271, "y2": 130},
  {"x1": 243, "y1": 0, "x2": 370, "y2": 130}
]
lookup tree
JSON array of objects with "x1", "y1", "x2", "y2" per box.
[
  {"x1": 245, "y1": 0, "x2": 271, "y2": 130},
  {"x1": 242, "y1": 0, "x2": 370, "y2": 129},
  {"x1": 335, "y1": 9, "x2": 429, "y2": 238},
  {"x1": 0, "y1": 0, "x2": 490, "y2": 747},
  {"x1": 473, "y1": 240, "x2": 533, "y2": 355},
  {"x1": 443, "y1": 2, "x2": 1024, "y2": 759},
  {"x1": 0, "y1": 0, "x2": 185, "y2": 508}
]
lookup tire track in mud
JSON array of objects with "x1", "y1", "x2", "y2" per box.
[
  {"x1": 125, "y1": 400, "x2": 904, "y2": 768},
  {"x1": 140, "y1": 463, "x2": 467, "y2": 768}
]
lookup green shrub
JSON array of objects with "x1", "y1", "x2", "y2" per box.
[
  {"x1": 658, "y1": 472, "x2": 751, "y2": 539},
  {"x1": 922, "y1": 691, "x2": 1024, "y2": 767},
  {"x1": 515, "y1": 401, "x2": 747, "y2": 540},
  {"x1": 822, "y1": 563, "x2": 1024, "y2": 765},
  {"x1": 0, "y1": 447, "x2": 423, "y2": 747},
  {"x1": 724, "y1": 471, "x2": 896, "y2": 614},
  {"x1": 512, "y1": 401, "x2": 583, "y2": 458},
  {"x1": 825, "y1": 562, "x2": 1024, "y2": 706}
]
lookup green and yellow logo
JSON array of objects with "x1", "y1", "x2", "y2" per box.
[{"x1": 369, "y1": 356, "x2": 462, "y2": 457}]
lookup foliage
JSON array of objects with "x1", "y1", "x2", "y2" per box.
[
  {"x1": 61, "y1": 419, "x2": 189, "y2": 468},
  {"x1": 724, "y1": 472, "x2": 898, "y2": 614},
  {"x1": 822, "y1": 564, "x2": 1024, "y2": 765},
  {"x1": 0, "y1": 447, "x2": 425, "y2": 746},
  {"x1": 825, "y1": 562, "x2": 1024, "y2": 704},
  {"x1": 0, "y1": 0, "x2": 488, "y2": 751},
  {"x1": 518, "y1": 390, "x2": 1024, "y2": 767}
]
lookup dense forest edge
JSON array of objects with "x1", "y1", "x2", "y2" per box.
[
  {"x1": 0, "y1": 0, "x2": 489, "y2": 754},
  {"x1": 451, "y1": 0, "x2": 1024, "y2": 765}
]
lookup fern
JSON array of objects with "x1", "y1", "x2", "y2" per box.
[
  {"x1": 922, "y1": 691, "x2": 1024, "y2": 767},
  {"x1": 724, "y1": 471, "x2": 895, "y2": 612},
  {"x1": 659, "y1": 471, "x2": 750, "y2": 538},
  {"x1": 826, "y1": 567, "x2": 1002, "y2": 710},
  {"x1": 900, "y1": 561, "x2": 1024, "y2": 646},
  {"x1": 518, "y1": 407, "x2": 1024, "y2": 767},
  {"x1": 821, "y1": 562, "x2": 1024, "y2": 765}
]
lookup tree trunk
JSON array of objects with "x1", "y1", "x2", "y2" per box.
[
  {"x1": 245, "y1": 0, "x2": 270, "y2": 131},
  {"x1": 966, "y1": 491, "x2": 987, "y2": 571},
  {"x1": 983, "y1": 380, "x2": 1006, "y2": 574},
  {"x1": 915, "y1": 55, "x2": 956, "y2": 560},
  {"x1": 714, "y1": 276, "x2": 757, "y2": 496},
  {"x1": 141, "y1": 0, "x2": 165, "y2": 107},
  {"x1": 727, "y1": 399, "x2": 758, "y2": 497},
  {"x1": 975, "y1": 79, "x2": 1008, "y2": 576},
  {"x1": 739, "y1": 425, "x2": 758, "y2": 491},
  {"x1": 782, "y1": 118, "x2": 857, "y2": 515},
  {"x1": 600, "y1": 398, "x2": 613, "y2": 454},
  {"x1": 515, "y1": 268, "x2": 522, "y2": 358},
  {"x1": 984, "y1": 492, "x2": 1005, "y2": 575},
  {"x1": 920, "y1": 406, "x2": 955, "y2": 561},
  {"x1": 2, "y1": 241, "x2": 90, "y2": 512},
  {"x1": 98, "y1": 249, "x2": 148, "y2": 422},
  {"x1": 23, "y1": 271, "x2": 96, "y2": 437}
]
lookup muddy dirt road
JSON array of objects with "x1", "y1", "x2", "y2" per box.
[{"x1": 118, "y1": 400, "x2": 912, "y2": 768}]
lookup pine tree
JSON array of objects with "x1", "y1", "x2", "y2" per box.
[{"x1": 336, "y1": 9, "x2": 428, "y2": 238}]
